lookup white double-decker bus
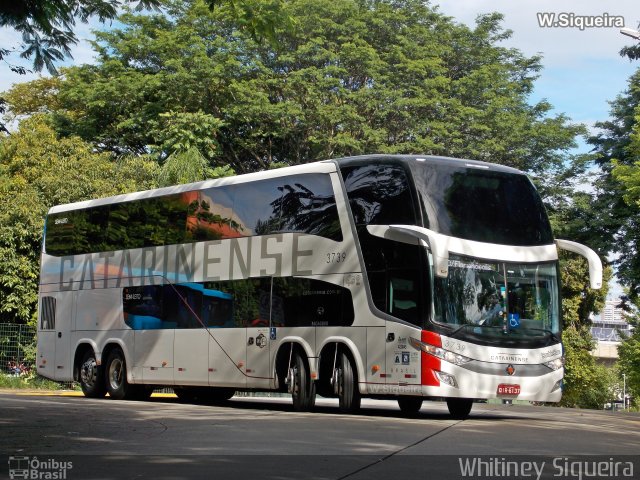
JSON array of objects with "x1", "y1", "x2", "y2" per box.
[{"x1": 36, "y1": 155, "x2": 602, "y2": 417}]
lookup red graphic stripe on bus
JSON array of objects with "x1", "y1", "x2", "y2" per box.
[{"x1": 421, "y1": 330, "x2": 441, "y2": 386}]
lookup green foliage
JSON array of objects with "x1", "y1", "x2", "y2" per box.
[
  {"x1": 0, "y1": 372, "x2": 74, "y2": 390},
  {"x1": 617, "y1": 325, "x2": 640, "y2": 408},
  {"x1": 0, "y1": 0, "x2": 164, "y2": 74},
  {"x1": 588, "y1": 69, "x2": 640, "y2": 300},
  {"x1": 0, "y1": 0, "x2": 291, "y2": 75},
  {"x1": 559, "y1": 253, "x2": 610, "y2": 329},
  {"x1": 560, "y1": 325, "x2": 616, "y2": 409},
  {"x1": 612, "y1": 159, "x2": 640, "y2": 208},
  {"x1": 7, "y1": 0, "x2": 581, "y2": 175},
  {"x1": 150, "y1": 110, "x2": 224, "y2": 161},
  {"x1": 0, "y1": 116, "x2": 159, "y2": 324},
  {"x1": 557, "y1": 253, "x2": 612, "y2": 409},
  {"x1": 158, "y1": 147, "x2": 235, "y2": 187}
]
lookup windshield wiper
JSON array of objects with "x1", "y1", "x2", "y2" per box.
[{"x1": 522, "y1": 327, "x2": 561, "y2": 343}]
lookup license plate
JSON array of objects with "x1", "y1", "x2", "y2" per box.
[{"x1": 497, "y1": 384, "x2": 521, "y2": 396}]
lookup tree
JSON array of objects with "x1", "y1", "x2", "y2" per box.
[
  {"x1": 158, "y1": 147, "x2": 234, "y2": 187},
  {"x1": 617, "y1": 325, "x2": 640, "y2": 409},
  {"x1": 588, "y1": 70, "x2": 640, "y2": 300},
  {"x1": 5, "y1": 0, "x2": 583, "y2": 175},
  {"x1": 560, "y1": 325, "x2": 617, "y2": 409},
  {"x1": 0, "y1": 115, "x2": 158, "y2": 324},
  {"x1": 0, "y1": 1, "x2": 165, "y2": 75},
  {"x1": 0, "y1": 0, "x2": 291, "y2": 75},
  {"x1": 557, "y1": 252, "x2": 612, "y2": 409}
]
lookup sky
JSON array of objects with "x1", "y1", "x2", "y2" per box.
[
  {"x1": 1, "y1": 0, "x2": 638, "y2": 298},
  {"x1": 437, "y1": 0, "x2": 639, "y2": 151}
]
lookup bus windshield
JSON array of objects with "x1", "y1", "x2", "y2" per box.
[
  {"x1": 410, "y1": 162, "x2": 554, "y2": 246},
  {"x1": 433, "y1": 255, "x2": 560, "y2": 341}
]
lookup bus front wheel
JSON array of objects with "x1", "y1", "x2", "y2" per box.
[
  {"x1": 447, "y1": 398, "x2": 473, "y2": 419},
  {"x1": 336, "y1": 352, "x2": 360, "y2": 413},
  {"x1": 291, "y1": 351, "x2": 315, "y2": 411},
  {"x1": 79, "y1": 350, "x2": 106, "y2": 398},
  {"x1": 398, "y1": 396, "x2": 423, "y2": 415}
]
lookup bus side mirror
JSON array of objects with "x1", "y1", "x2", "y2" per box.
[
  {"x1": 555, "y1": 239, "x2": 603, "y2": 289},
  {"x1": 366, "y1": 224, "x2": 450, "y2": 278}
]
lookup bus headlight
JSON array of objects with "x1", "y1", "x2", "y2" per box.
[
  {"x1": 409, "y1": 337, "x2": 472, "y2": 366},
  {"x1": 435, "y1": 371, "x2": 458, "y2": 388},
  {"x1": 543, "y1": 357, "x2": 564, "y2": 371}
]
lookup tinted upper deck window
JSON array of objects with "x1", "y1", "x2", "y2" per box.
[
  {"x1": 341, "y1": 164, "x2": 417, "y2": 226},
  {"x1": 410, "y1": 163, "x2": 553, "y2": 246}
]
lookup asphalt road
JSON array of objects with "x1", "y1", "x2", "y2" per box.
[{"x1": 1, "y1": 391, "x2": 639, "y2": 480}]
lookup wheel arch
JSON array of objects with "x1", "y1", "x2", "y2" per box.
[
  {"x1": 273, "y1": 337, "x2": 315, "y2": 391},
  {"x1": 72, "y1": 341, "x2": 99, "y2": 382},
  {"x1": 317, "y1": 337, "x2": 365, "y2": 396},
  {"x1": 101, "y1": 339, "x2": 134, "y2": 384}
]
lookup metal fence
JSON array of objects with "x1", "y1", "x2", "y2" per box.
[{"x1": 0, "y1": 323, "x2": 36, "y2": 375}]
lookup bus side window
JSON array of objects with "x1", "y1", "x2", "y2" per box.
[
  {"x1": 123, "y1": 285, "x2": 165, "y2": 330},
  {"x1": 233, "y1": 278, "x2": 271, "y2": 328},
  {"x1": 341, "y1": 163, "x2": 426, "y2": 328},
  {"x1": 40, "y1": 297, "x2": 56, "y2": 330},
  {"x1": 271, "y1": 277, "x2": 354, "y2": 327}
]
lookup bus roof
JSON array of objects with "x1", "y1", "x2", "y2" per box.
[
  {"x1": 48, "y1": 154, "x2": 524, "y2": 214},
  {"x1": 334, "y1": 154, "x2": 524, "y2": 175}
]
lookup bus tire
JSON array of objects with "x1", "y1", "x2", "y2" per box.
[
  {"x1": 337, "y1": 352, "x2": 360, "y2": 413},
  {"x1": 105, "y1": 349, "x2": 134, "y2": 400},
  {"x1": 398, "y1": 396, "x2": 423, "y2": 415},
  {"x1": 291, "y1": 351, "x2": 315, "y2": 411},
  {"x1": 447, "y1": 398, "x2": 473, "y2": 419},
  {"x1": 79, "y1": 350, "x2": 106, "y2": 398}
]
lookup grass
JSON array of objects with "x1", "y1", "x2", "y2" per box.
[{"x1": 0, "y1": 372, "x2": 77, "y2": 390}]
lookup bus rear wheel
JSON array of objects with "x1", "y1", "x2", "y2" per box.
[
  {"x1": 79, "y1": 350, "x2": 106, "y2": 398},
  {"x1": 447, "y1": 398, "x2": 473, "y2": 419},
  {"x1": 398, "y1": 396, "x2": 423, "y2": 415},
  {"x1": 291, "y1": 351, "x2": 315, "y2": 411},
  {"x1": 336, "y1": 352, "x2": 360, "y2": 413},
  {"x1": 105, "y1": 349, "x2": 144, "y2": 400}
]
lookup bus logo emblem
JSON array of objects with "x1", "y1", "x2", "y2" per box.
[{"x1": 506, "y1": 364, "x2": 515, "y2": 376}]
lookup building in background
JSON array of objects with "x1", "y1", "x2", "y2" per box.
[{"x1": 591, "y1": 299, "x2": 632, "y2": 366}]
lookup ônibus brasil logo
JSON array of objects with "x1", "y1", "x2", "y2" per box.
[{"x1": 8, "y1": 456, "x2": 73, "y2": 480}]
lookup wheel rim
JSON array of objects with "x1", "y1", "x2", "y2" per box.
[
  {"x1": 80, "y1": 358, "x2": 97, "y2": 387},
  {"x1": 108, "y1": 357, "x2": 124, "y2": 391},
  {"x1": 292, "y1": 365, "x2": 300, "y2": 399}
]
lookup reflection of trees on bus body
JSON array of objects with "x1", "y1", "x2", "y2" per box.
[{"x1": 255, "y1": 181, "x2": 341, "y2": 239}]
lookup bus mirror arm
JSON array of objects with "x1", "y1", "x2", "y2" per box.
[
  {"x1": 366, "y1": 225, "x2": 450, "y2": 278},
  {"x1": 555, "y1": 239, "x2": 603, "y2": 289}
]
